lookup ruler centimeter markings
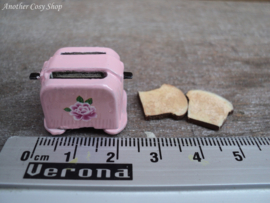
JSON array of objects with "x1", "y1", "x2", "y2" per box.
[
  {"x1": 13, "y1": 136, "x2": 270, "y2": 168},
  {"x1": 27, "y1": 136, "x2": 269, "y2": 159}
]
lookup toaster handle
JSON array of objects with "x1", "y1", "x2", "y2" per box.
[
  {"x1": 29, "y1": 73, "x2": 40, "y2": 80},
  {"x1": 124, "y1": 72, "x2": 133, "y2": 79}
]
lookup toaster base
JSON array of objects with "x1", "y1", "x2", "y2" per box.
[
  {"x1": 43, "y1": 91, "x2": 128, "y2": 135},
  {"x1": 44, "y1": 119, "x2": 66, "y2": 135}
]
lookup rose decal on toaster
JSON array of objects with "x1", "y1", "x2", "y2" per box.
[{"x1": 64, "y1": 96, "x2": 97, "y2": 121}]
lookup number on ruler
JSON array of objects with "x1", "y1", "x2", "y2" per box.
[
  {"x1": 106, "y1": 152, "x2": 115, "y2": 162},
  {"x1": 193, "y1": 152, "x2": 202, "y2": 162},
  {"x1": 64, "y1": 152, "x2": 71, "y2": 162},
  {"x1": 233, "y1": 151, "x2": 243, "y2": 161},
  {"x1": 20, "y1": 151, "x2": 30, "y2": 161},
  {"x1": 150, "y1": 152, "x2": 159, "y2": 163}
]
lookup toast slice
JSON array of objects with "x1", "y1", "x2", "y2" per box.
[
  {"x1": 138, "y1": 84, "x2": 188, "y2": 120},
  {"x1": 186, "y1": 90, "x2": 233, "y2": 130}
]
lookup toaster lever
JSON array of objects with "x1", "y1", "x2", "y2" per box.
[
  {"x1": 29, "y1": 73, "x2": 40, "y2": 80},
  {"x1": 124, "y1": 72, "x2": 133, "y2": 79}
]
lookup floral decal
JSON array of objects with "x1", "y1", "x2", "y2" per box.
[{"x1": 64, "y1": 96, "x2": 97, "y2": 121}]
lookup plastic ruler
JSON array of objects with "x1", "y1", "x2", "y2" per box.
[{"x1": 0, "y1": 136, "x2": 270, "y2": 203}]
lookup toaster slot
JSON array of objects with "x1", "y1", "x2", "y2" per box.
[
  {"x1": 61, "y1": 52, "x2": 106, "y2": 55},
  {"x1": 50, "y1": 71, "x2": 107, "y2": 79}
]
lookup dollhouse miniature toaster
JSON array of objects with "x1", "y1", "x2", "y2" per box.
[{"x1": 30, "y1": 47, "x2": 132, "y2": 135}]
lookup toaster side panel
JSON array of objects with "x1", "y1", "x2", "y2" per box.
[{"x1": 40, "y1": 86, "x2": 119, "y2": 130}]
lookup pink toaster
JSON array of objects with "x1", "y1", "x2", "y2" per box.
[{"x1": 30, "y1": 47, "x2": 132, "y2": 135}]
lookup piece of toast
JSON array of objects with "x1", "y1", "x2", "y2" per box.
[
  {"x1": 186, "y1": 90, "x2": 233, "y2": 130},
  {"x1": 138, "y1": 84, "x2": 188, "y2": 120}
]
